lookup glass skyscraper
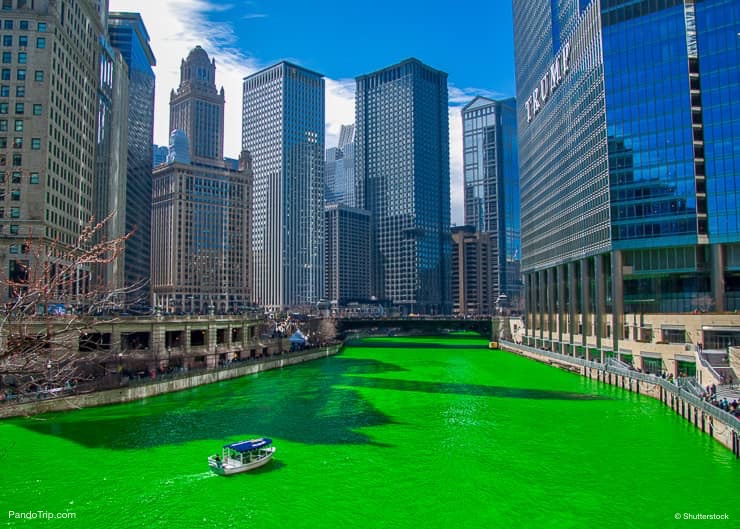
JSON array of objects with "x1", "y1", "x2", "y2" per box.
[
  {"x1": 356, "y1": 58, "x2": 451, "y2": 315},
  {"x1": 461, "y1": 96, "x2": 521, "y2": 312},
  {"x1": 243, "y1": 62, "x2": 325, "y2": 310},
  {"x1": 325, "y1": 124, "x2": 356, "y2": 207},
  {"x1": 513, "y1": 0, "x2": 740, "y2": 370},
  {"x1": 109, "y1": 12, "x2": 156, "y2": 304}
]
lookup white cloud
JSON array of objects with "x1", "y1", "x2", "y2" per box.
[{"x1": 108, "y1": 1, "x2": 500, "y2": 225}]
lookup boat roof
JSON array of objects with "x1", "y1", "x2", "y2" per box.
[{"x1": 225, "y1": 438, "x2": 272, "y2": 452}]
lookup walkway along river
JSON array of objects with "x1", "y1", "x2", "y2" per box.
[{"x1": 1, "y1": 334, "x2": 737, "y2": 528}]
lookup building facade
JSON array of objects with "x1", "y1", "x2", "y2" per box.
[
  {"x1": 325, "y1": 204, "x2": 371, "y2": 304},
  {"x1": 325, "y1": 124, "x2": 356, "y2": 207},
  {"x1": 462, "y1": 96, "x2": 521, "y2": 312},
  {"x1": 0, "y1": 0, "x2": 113, "y2": 304},
  {"x1": 513, "y1": 0, "x2": 740, "y2": 375},
  {"x1": 355, "y1": 58, "x2": 451, "y2": 315},
  {"x1": 151, "y1": 155, "x2": 252, "y2": 314},
  {"x1": 243, "y1": 61, "x2": 325, "y2": 310},
  {"x1": 169, "y1": 46, "x2": 224, "y2": 163},
  {"x1": 109, "y1": 12, "x2": 156, "y2": 305},
  {"x1": 451, "y1": 226, "x2": 495, "y2": 316}
]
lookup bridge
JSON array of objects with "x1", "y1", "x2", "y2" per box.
[{"x1": 335, "y1": 316, "x2": 494, "y2": 340}]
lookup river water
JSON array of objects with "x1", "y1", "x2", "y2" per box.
[{"x1": 1, "y1": 335, "x2": 738, "y2": 528}]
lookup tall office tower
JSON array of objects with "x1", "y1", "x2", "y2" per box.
[
  {"x1": 151, "y1": 151, "x2": 252, "y2": 314},
  {"x1": 109, "y1": 12, "x2": 156, "y2": 305},
  {"x1": 152, "y1": 145, "x2": 169, "y2": 168},
  {"x1": 356, "y1": 58, "x2": 451, "y2": 315},
  {"x1": 513, "y1": 0, "x2": 740, "y2": 371},
  {"x1": 462, "y1": 96, "x2": 521, "y2": 312},
  {"x1": 325, "y1": 124, "x2": 356, "y2": 207},
  {"x1": 451, "y1": 226, "x2": 494, "y2": 315},
  {"x1": 169, "y1": 46, "x2": 224, "y2": 162},
  {"x1": 243, "y1": 62, "x2": 325, "y2": 310},
  {"x1": 0, "y1": 1, "x2": 109, "y2": 304},
  {"x1": 325, "y1": 204, "x2": 371, "y2": 304}
]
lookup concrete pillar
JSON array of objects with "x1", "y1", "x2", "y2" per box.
[
  {"x1": 581, "y1": 257, "x2": 591, "y2": 347},
  {"x1": 711, "y1": 244, "x2": 725, "y2": 311},
  {"x1": 538, "y1": 269, "x2": 546, "y2": 340},
  {"x1": 547, "y1": 267, "x2": 556, "y2": 344},
  {"x1": 557, "y1": 263, "x2": 567, "y2": 347},
  {"x1": 568, "y1": 261, "x2": 578, "y2": 353},
  {"x1": 611, "y1": 250, "x2": 623, "y2": 354},
  {"x1": 595, "y1": 254, "x2": 607, "y2": 353}
]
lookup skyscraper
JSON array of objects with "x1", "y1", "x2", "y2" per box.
[
  {"x1": 0, "y1": 1, "x2": 112, "y2": 304},
  {"x1": 243, "y1": 62, "x2": 325, "y2": 310},
  {"x1": 461, "y1": 96, "x2": 521, "y2": 313},
  {"x1": 109, "y1": 12, "x2": 156, "y2": 304},
  {"x1": 325, "y1": 124, "x2": 356, "y2": 207},
  {"x1": 513, "y1": 0, "x2": 740, "y2": 371},
  {"x1": 152, "y1": 48, "x2": 251, "y2": 314},
  {"x1": 356, "y1": 58, "x2": 451, "y2": 315},
  {"x1": 169, "y1": 46, "x2": 224, "y2": 163},
  {"x1": 325, "y1": 204, "x2": 371, "y2": 304}
]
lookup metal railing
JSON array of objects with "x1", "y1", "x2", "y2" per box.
[{"x1": 500, "y1": 340, "x2": 740, "y2": 428}]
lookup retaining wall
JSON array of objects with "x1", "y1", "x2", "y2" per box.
[
  {"x1": 501, "y1": 341, "x2": 740, "y2": 458},
  {"x1": 0, "y1": 345, "x2": 341, "y2": 419}
]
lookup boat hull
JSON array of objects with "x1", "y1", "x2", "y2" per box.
[{"x1": 208, "y1": 447, "x2": 276, "y2": 476}]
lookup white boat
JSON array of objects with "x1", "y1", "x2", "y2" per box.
[{"x1": 208, "y1": 437, "x2": 276, "y2": 476}]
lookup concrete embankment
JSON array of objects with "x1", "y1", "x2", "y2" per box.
[
  {"x1": 0, "y1": 345, "x2": 342, "y2": 419},
  {"x1": 501, "y1": 341, "x2": 740, "y2": 458}
]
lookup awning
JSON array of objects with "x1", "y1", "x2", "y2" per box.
[
  {"x1": 640, "y1": 351, "x2": 661, "y2": 359},
  {"x1": 701, "y1": 326, "x2": 740, "y2": 333},
  {"x1": 661, "y1": 324, "x2": 685, "y2": 330},
  {"x1": 675, "y1": 354, "x2": 695, "y2": 362},
  {"x1": 226, "y1": 438, "x2": 272, "y2": 452}
]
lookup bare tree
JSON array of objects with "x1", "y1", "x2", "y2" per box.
[{"x1": 0, "y1": 214, "x2": 137, "y2": 397}]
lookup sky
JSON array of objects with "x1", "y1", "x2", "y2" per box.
[{"x1": 108, "y1": 0, "x2": 516, "y2": 225}]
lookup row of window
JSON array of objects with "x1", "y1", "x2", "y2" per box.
[
  {"x1": 0, "y1": 170, "x2": 38, "y2": 183},
  {"x1": 1, "y1": 67, "x2": 43, "y2": 81},
  {"x1": 0, "y1": 136, "x2": 41, "y2": 148},
  {"x1": 0, "y1": 118, "x2": 26, "y2": 131},
  {"x1": 0, "y1": 19, "x2": 47, "y2": 32},
  {"x1": 0, "y1": 102, "x2": 42, "y2": 114}
]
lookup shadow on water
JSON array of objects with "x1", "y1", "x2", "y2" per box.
[
  {"x1": 343, "y1": 376, "x2": 611, "y2": 401},
  {"x1": 17, "y1": 357, "x2": 404, "y2": 450}
]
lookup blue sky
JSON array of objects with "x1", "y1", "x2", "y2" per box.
[{"x1": 108, "y1": 0, "x2": 517, "y2": 224}]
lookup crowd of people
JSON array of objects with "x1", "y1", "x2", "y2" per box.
[{"x1": 702, "y1": 384, "x2": 740, "y2": 417}]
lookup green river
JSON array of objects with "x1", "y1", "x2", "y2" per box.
[{"x1": 1, "y1": 335, "x2": 738, "y2": 528}]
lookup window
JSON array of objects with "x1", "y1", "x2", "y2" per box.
[
  {"x1": 32, "y1": 104, "x2": 41, "y2": 115},
  {"x1": 30, "y1": 137, "x2": 39, "y2": 149},
  {"x1": 29, "y1": 171, "x2": 38, "y2": 184},
  {"x1": 17, "y1": 52, "x2": 26, "y2": 64},
  {"x1": 10, "y1": 206, "x2": 19, "y2": 218},
  {"x1": 0, "y1": 119, "x2": 6, "y2": 131},
  {"x1": 14, "y1": 119, "x2": 21, "y2": 131},
  {"x1": 37, "y1": 22, "x2": 46, "y2": 32},
  {"x1": 1, "y1": 68, "x2": 9, "y2": 80},
  {"x1": 15, "y1": 85, "x2": 23, "y2": 97},
  {"x1": 0, "y1": 103, "x2": 7, "y2": 114},
  {"x1": 1, "y1": 52, "x2": 9, "y2": 64},
  {"x1": 11, "y1": 153, "x2": 20, "y2": 166},
  {"x1": 19, "y1": 20, "x2": 28, "y2": 31},
  {"x1": 9, "y1": 224, "x2": 18, "y2": 235},
  {"x1": 0, "y1": 207, "x2": 3, "y2": 217},
  {"x1": 0, "y1": 137, "x2": 5, "y2": 148},
  {"x1": 0, "y1": 189, "x2": 5, "y2": 200},
  {"x1": 16, "y1": 69, "x2": 25, "y2": 81},
  {"x1": 2, "y1": 35, "x2": 11, "y2": 46},
  {"x1": 33, "y1": 70, "x2": 42, "y2": 81},
  {"x1": 9, "y1": 245, "x2": 18, "y2": 254},
  {"x1": 10, "y1": 189, "x2": 19, "y2": 201},
  {"x1": 3, "y1": 20, "x2": 12, "y2": 29},
  {"x1": 11, "y1": 171, "x2": 19, "y2": 182},
  {"x1": 0, "y1": 154, "x2": 5, "y2": 165},
  {"x1": 1, "y1": 1, "x2": 11, "y2": 12},
  {"x1": 12, "y1": 137, "x2": 21, "y2": 148},
  {"x1": 18, "y1": 35, "x2": 27, "y2": 47},
  {"x1": 36, "y1": 37, "x2": 45, "y2": 49},
  {"x1": 14, "y1": 102, "x2": 23, "y2": 114},
  {"x1": 0, "y1": 85, "x2": 6, "y2": 96}
]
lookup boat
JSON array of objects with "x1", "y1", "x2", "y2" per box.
[{"x1": 208, "y1": 437, "x2": 276, "y2": 475}]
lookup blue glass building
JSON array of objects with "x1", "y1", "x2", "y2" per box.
[
  {"x1": 109, "y1": 12, "x2": 156, "y2": 303},
  {"x1": 461, "y1": 96, "x2": 521, "y2": 313},
  {"x1": 513, "y1": 0, "x2": 740, "y2": 368},
  {"x1": 356, "y1": 58, "x2": 451, "y2": 315}
]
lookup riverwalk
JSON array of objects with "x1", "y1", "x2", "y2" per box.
[{"x1": 502, "y1": 339, "x2": 740, "y2": 458}]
